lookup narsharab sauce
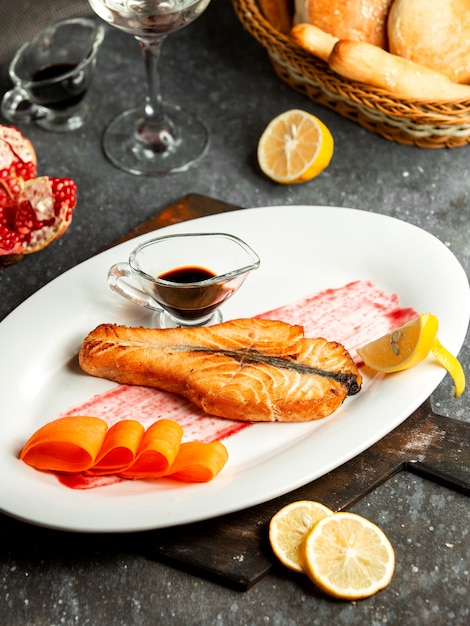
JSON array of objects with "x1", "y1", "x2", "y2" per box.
[{"x1": 155, "y1": 265, "x2": 232, "y2": 321}]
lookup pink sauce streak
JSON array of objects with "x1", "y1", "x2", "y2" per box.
[
  {"x1": 257, "y1": 280, "x2": 417, "y2": 358},
  {"x1": 60, "y1": 384, "x2": 244, "y2": 443},
  {"x1": 56, "y1": 279, "x2": 418, "y2": 489}
]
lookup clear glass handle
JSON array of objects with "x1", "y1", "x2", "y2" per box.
[
  {"x1": 1, "y1": 87, "x2": 48, "y2": 123},
  {"x1": 108, "y1": 262, "x2": 163, "y2": 312}
]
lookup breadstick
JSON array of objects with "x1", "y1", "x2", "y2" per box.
[
  {"x1": 290, "y1": 23, "x2": 338, "y2": 62},
  {"x1": 328, "y1": 39, "x2": 470, "y2": 101}
]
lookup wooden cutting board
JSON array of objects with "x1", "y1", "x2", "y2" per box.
[{"x1": 116, "y1": 194, "x2": 470, "y2": 590}]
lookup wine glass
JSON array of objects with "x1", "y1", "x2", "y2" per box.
[{"x1": 88, "y1": 0, "x2": 211, "y2": 175}]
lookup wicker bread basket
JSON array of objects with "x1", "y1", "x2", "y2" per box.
[{"x1": 232, "y1": 0, "x2": 470, "y2": 148}]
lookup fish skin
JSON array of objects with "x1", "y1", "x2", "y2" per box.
[{"x1": 79, "y1": 318, "x2": 362, "y2": 422}]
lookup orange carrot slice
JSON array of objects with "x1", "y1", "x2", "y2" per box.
[
  {"x1": 20, "y1": 416, "x2": 107, "y2": 473},
  {"x1": 167, "y1": 441, "x2": 229, "y2": 482},
  {"x1": 118, "y1": 419, "x2": 184, "y2": 479},
  {"x1": 20, "y1": 417, "x2": 228, "y2": 483},
  {"x1": 90, "y1": 419, "x2": 145, "y2": 474}
]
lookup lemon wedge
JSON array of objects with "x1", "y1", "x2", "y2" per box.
[{"x1": 356, "y1": 313, "x2": 465, "y2": 397}]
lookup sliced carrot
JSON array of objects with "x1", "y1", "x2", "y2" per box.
[
  {"x1": 167, "y1": 441, "x2": 229, "y2": 482},
  {"x1": 118, "y1": 419, "x2": 184, "y2": 479},
  {"x1": 20, "y1": 416, "x2": 228, "y2": 483},
  {"x1": 89, "y1": 419, "x2": 145, "y2": 475},
  {"x1": 20, "y1": 416, "x2": 108, "y2": 473}
]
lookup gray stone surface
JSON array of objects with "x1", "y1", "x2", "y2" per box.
[{"x1": 0, "y1": 2, "x2": 469, "y2": 624}]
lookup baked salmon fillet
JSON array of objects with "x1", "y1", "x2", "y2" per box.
[{"x1": 78, "y1": 318, "x2": 362, "y2": 422}]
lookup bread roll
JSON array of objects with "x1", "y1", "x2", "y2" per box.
[
  {"x1": 294, "y1": 0, "x2": 393, "y2": 48},
  {"x1": 328, "y1": 39, "x2": 470, "y2": 100},
  {"x1": 388, "y1": 0, "x2": 470, "y2": 84}
]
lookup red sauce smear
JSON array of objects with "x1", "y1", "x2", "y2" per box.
[
  {"x1": 257, "y1": 279, "x2": 416, "y2": 356},
  {"x1": 57, "y1": 279, "x2": 417, "y2": 489}
]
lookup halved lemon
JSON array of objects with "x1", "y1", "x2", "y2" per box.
[
  {"x1": 269, "y1": 500, "x2": 334, "y2": 573},
  {"x1": 302, "y1": 512, "x2": 395, "y2": 600},
  {"x1": 257, "y1": 109, "x2": 334, "y2": 184},
  {"x1": 356, "y1": 313, "x2": 465, "y2": 397}
]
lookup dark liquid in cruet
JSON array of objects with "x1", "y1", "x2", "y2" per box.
[
  {"x1": 32, "y1": 63, "x2": 88, "y2": 110},
  {"x1": 155, "y1": 266, "x2": 231, "y2": 321}
]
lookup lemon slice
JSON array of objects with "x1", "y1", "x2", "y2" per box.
[
  {"x1": 269, "y1": 500, "x2": 334, "y2": 573},
  {"x1": 257, "y1": 109, "x2": 334, "y2": 184},
  {"x1": 302, "y1": 512, "x2": 395, "y2": 600},
  {"x1": 356, "y1": 313, "x2": 465, "y2": 397}
]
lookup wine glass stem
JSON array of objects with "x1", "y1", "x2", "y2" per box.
[{"x1": 137, "y1": 38, "x2": 178, "y2": 154}]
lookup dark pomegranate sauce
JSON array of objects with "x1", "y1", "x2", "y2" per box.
[
  {"x1": 158, "y1": 266, "x2": 217, "y2": 283},
  {"x1": 32, "y1": 63, "x2": 88, "y2": 110},
  {"x1": 155, "y1": 266, "x2": 232, "y2": 321}
]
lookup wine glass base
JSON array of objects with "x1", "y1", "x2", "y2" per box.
[{"x1": 102, "y1": 105, "x2": 209, "y2": 176}]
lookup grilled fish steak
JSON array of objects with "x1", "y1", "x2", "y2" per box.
[{"x1": 78, "y1": 318, "x2": 362, "y2": 422}]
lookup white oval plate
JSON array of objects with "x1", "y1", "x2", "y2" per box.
[{"x1": 0, "y1": 205, "x2": 468, "y2": 532}]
